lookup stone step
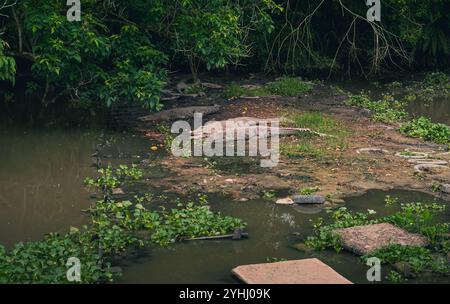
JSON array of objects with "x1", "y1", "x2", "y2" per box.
[{"x1": 232, "y1": 258, "x2": 352, "y2": 284}]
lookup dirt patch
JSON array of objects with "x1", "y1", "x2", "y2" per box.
[{"x1": 136, "y1": 78, "x2": 450, "y2": 202}]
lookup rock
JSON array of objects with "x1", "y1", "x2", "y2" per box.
[
  {"x1": 395, "y1": 151, "x2": 429, "y2": 159},
  {"x1": 414, "y1": 164, "x2": 448, "y2": 174},
  {"x1": 138, "y1": 105, "x2": 221, "y2": 122},
  {"x1": 393, "y1": 262, "x2": 415, "y2": 278},
  {"x1": 276, "y1": 197, "x2": 294, "y2": 205},
  {"x1": 292, "y1": 195, "x2": 325, "y2": 204},
  {"x1": 232, "y1": 258, "x2": 352, "y2": 284},
  {"x1": 202, "y1": 82, "x2": 223, "y2": 89},
  {"x1": 233, "y1": 228, "x2": 243, "y2": 240},
  {"x1": 440, "y1": 183, "x2": 450, "y2": 194},
  {"x1": 407, "y1": 159, "x2": 447, "y2": 165},
  {"x1": 292, "y1": 243, "x2": 314, "y2": 253},
  {"x1": 330, "y1": 198, "x2": 346, "y2": 204},
  {"x1": 333, "y1": 223, "x2": 428, "y2": 255},
  {"x1": 225, "y1": 178, "x2": 235, "y2": 183},
  {"x1": 239, "y1": 198, "x2": 249, "y2": 202},
  {"x1": 357, "y1": 148, "x2": 390, "y2": 155},
  {"x1": 112, "y1": 188, "x2": 125, "y2": 195}
]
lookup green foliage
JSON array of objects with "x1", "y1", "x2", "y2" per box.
[
  {"x1": 290, "y1": 112, "x2": 344, "y2": 136},
  {"x1": 224, "y1": 77, "x2": 312, "y2": 99},
  {"x1": 346, "y1": 93, "x2": 407, "y2": 123},
  {"x1": 3, "y1": 1, "x2": 167, "y2": 111},
  {"x1": 151, "y1": 202, "x2": 245, "y2": 246},
  {"x1": 306, "y1": 201, "x2": 448, "y2": 252},
  {"x1": 0, "y1": 40, "x2": 16, "y2": 83},
  {"x1": 400, "y1": 117, "x2": 450, "y2": 145},
  {"x1": 383, "y1": 202, "x2": 446, "y2": 234},
  {"x1": 307, "y1": 199, "x2": 449, "y2": 282},
  {"x1": 84, "y1": 165, "x2": 143, "y2": 195},
  {"x1": 401, "y1": 72, "x2": 450, "y2": 102},
  {"x1": 298, "y1": 186, "x2": 320, "y2": 195},
  {"x1": 386, "y1": 271, "x2": 407, "y2": 283},
  {"x1": 362, "y1": 244, "x2": 449, "y2": 278},
  {"x1": 174, "y1": 2, "x2": 245, "y2": 78},
  {"x1": 265, "y1": 77, "x2": 312, "y2": 96},
  {"x1": 384, "y1": 195, "x2": 399, "y2": 207},
  {"x1": 281, "y1": 111, "x2": 347, "y2": 159},
  {"x1": 363, "y1": 245, "x2": 433, "y2": 274},
  {"x1": 266, "y1": 257, "x2": 287, "y2": 263},
  {"x1": 101, "y1": 25, "x2": 168, "y2": 110},
  {"x1": 305, "y1": 207, "x2": 377, "y2": 251},
  {"x1": 262, "y1": 190, "x2": 276, "y2": 200},
  {"x1": 1, "y1": 165, "x2": 245, "y2": 283},
  {"x1": 223, "y1": 83, "x2": 270, "y2": 99},
  {"x1": 0, "y1": 229, "x2": 116, "y2": 284}
]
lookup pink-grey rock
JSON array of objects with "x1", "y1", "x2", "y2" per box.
[
  {"x1": 112, "y1": 188, "x2": 125, "y2": 195},
  {"x1": 333, "y1": 223, "x2": 428, "y2": 255},
  {"x1": 276, "y1": 197, "x2": 294, "y2": 205},
  {"x1": 232, "y1": 258, "x2": 352, "y2": 284}
]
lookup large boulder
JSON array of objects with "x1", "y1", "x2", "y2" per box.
[{"x1": 333, "y1": 223, "x2": 428, "y2": 255}]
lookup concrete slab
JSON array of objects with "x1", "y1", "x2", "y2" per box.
[
  {"x1": 232, "y1": 258, "x2": 352, "y2": 284},
  {"x1": 333, "y1": 223, "x2": 428, "y2": 255}
]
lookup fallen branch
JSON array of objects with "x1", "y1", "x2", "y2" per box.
[{"x1": 183, "y1": 232, "x2": 249, "y2": 241}]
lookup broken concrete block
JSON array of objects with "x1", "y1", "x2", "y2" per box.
[
  {"x1": 333, "y1": 223, "x2": 428, "y2": 255},
  {"x1": 232, "y1": 258, "x2": 352, "y2": 284},
  {"x1": 292, "y1": 195, "x2": 325, "y2": 204}
]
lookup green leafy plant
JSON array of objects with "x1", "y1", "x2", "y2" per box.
[
  {"x1": 223, "y1": 77, "x2": 312, "y2": 99},
  {"x1": 0, "y1": 228, "x2": 116, "y2": 284},
  {"x1": 298, "y1": 186, "x2": 320, "y2": 195},
  {"x1": 262, "y1": 190, "x2": 276, "y2": 200},
  {"x1": 151, "y1": 202, "x2": 246, "y2": 246},
  {"x1": 346, "y1": 93, "x2": 407, "y2": 123},
  {"x1": 400, "y1": 117, "x2": 450, "y2": 145},
  {"x1": 84, "y1": 165, "x2": 143, "y2": 195},
  {"x1": 384, "y1": 195, "x2": 399, "y2": 206},
  {"x1": 386, "y1": 270, "x2": 407, "y2": 283},
  {"x1": 265, "y1": 77, "x2": 312, "y2": 96}
]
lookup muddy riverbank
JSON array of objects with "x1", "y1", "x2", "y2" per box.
[
  {"x1": 1, "y1": 74, "x2": 449, "y2": 284},
  {"x1": 136, "y1": 77, "x2": 450, "y2": 205}
]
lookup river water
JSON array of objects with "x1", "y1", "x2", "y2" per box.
[{"x1": 0, "y1": 126, "x2": 448, "y2": 284}]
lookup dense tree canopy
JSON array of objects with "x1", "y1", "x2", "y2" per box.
[{"x1": 0, "y1": 0, "x2": 449, "y2": 113}]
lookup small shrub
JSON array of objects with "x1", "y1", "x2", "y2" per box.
[
  {"x1": 346, "y1": 93, "x2": 407, "y2": 123},
  {"x1": 266, "y1": 77, "x2": 312, "y2": 96},
  {"x1": 400, "y1": 117, "x2": 450, "y2": 145},
  {"x1": 298, "y1": 186, "x2": 320, "y2": 195},
  {"x1": 223, "y1": 77, "x2": 312, "y2": 98}
]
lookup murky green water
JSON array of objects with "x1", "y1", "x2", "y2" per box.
[
  {"x1": 0, "y1": 127, "x2": 448, "y2": 284},
  {"x1": 118, "y1": 190, "x2": 449, "y2": 284},
  {"x1": 0, "y1": 127, "x2": 152, "y2": 248}
]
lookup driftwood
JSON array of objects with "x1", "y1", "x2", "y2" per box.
[
  {"x1": 138, "y1": 105, "x2": 221, "y2": 122},
  {"x1": 183, "y1": 228, "x2": 248, "y2": 241}
]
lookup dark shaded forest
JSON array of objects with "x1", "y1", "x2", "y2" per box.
[{"x1": 0, "y1": 0, "x2": 449, "y2": 123}]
